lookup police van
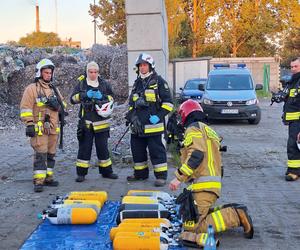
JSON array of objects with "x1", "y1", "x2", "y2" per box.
[{"x1": 201, "y1": 64, "x2": 263, "y2": 124}]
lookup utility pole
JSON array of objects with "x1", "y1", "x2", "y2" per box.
[
  {"x1": 55, "y1": 0, "x2": 58, "y2": 33},
  {"x1": 93, "y1": 0, "x2": 97, "y2": 45}
]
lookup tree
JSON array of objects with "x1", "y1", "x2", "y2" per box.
[
  {"x1": 18, "y1": 32, "x2": 61, "y2": 48},
  {"x1": 90, "y1": 0, "x2": 126, "y2": 45}
]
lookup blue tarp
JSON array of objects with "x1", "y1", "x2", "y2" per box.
[{"x1": 21, "y1": 201, "x2": 186, "y2": 250}]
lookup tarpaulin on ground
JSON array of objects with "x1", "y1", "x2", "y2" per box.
[{"x1": 21, "y1": 200, "x2": 186, "y2": 250}]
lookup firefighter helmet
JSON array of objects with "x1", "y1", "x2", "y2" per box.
[
  {"x1": 35, "y1": 59, "x2": 55, "y2": 79},
  {"x1": 135, "y1": 53, "x2": 155, "y2": 69},
  {"x1": 95, "y1": 99, "x2": 114, "y2": 118},
  {"x1": 178, "y1": 99, "x2": 203, "y2": 126}
]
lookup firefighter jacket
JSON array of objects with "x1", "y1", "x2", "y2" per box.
[
  {"x1": 283, "y1": 72, "x2": 300, "y2": 123},
  {"x1": 128, "y1": 71, "x2": 174, "y2": 137},
  {"x1": 175, "y1": 122, "x2": 222, "y2": 197},
  {"x1": 70, "y1": 75, "x2": 113, "y2": 133},
  {"x1": 20, "y1": 79, "x2": 65, "y2": 135}
]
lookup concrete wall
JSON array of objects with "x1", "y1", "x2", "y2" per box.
[
  {"x1": 125, "y1": 0, "x2": 169, "y2": 87},
  {"x1": 168, "y1": 58, "x2": 211, "y2": 94},
  {"x1": 210, "y1": 57, "x2": 280, "y2": 91}
]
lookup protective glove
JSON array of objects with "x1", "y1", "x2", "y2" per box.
[
  {"x1": 149, "y1": 115, "x2": 160, "y2": 124},
  {"x1": 26, "y1": 125, "x2": 35, "y2": 137},
  {"x1": 93, "y1": 90, "x2": 102, "y2": 100},
  {"x1": 79, "y1": 91, "x2": 88, "y2": 101},
  {"x1": 131, "y1": 115, "x2": 143, "y2": 135},
  {"x1": 87, "y1": 89, "x2": 94, "y2": 99}
]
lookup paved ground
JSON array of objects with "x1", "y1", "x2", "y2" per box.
[{"x1": 0, "y1": 99, "x2": 299, "y2": 250}]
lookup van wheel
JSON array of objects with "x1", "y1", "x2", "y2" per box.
[{"x1": 248, "y1": 109, "x2": 261, "y2": 124}]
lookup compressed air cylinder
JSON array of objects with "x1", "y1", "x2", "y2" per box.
[
  {"x1": 117, "y1": 210, "x2": 170, "y2": 224},
  {"x1": 67, "y1": 191, "x2": 107, "y2": 204},
  {"x1": 113, "y1": 232, "x2": 168, "y2": 250},
  {"x1": 119, "y1": 203, "x2": 167, "y2": 211},
  {"x1": 110, "y1": 226, "x2": 161, "y2": 241},
  {"x1": 122, "y1": 196, "x2": 159, "y2": 205},
  {"x1": 46, "y1": 207, "x2": 97, "y2": 225},
  {"x1": 120, "y1": 218, "x2": 172, "y2": 228},
  {"x1": 127, "y1": 190, "x2": 174, "y2": 201}
]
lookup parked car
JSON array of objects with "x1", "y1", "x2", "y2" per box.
[
  {"x1": 179, "y1": 78, "x2": 207, "y2": 103},
  {"x1": 201, "y1": 64, "x2": 263, "y2": 124}
]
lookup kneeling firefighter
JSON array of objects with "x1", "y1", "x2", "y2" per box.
[
  {"x1": 70, "y1": 61, "x2": 118, "y2": 182},
  {"x1": 169, "y1": 100, "x2": 254, "y2": 248},
  {"x1": 20, "y1": 59, "x2": 66, "y2": 192},
  {"x1": 125, "y1": 53, "x2": 174, "y2": 187}
]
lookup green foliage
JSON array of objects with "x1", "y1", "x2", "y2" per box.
[
  {"x1": 89, "y1": 0, "x2": 300, "y2": 59},
  {"x1": 90, "y1": 0, "x2": 126, "y2": 45},
  {"x1": 18, "y1": 32, "x2": 61, "y2": 48}
]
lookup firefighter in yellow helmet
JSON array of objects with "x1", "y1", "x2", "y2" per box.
[
  {"x1": 168, "y1": 99, "x2": 254, "y2": 248},
  {"x1": 20, "y1": 59, "x2": 66, "y2": 192}
]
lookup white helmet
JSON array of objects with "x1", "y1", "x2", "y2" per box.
[
  {"x1": 135, "y1": 53, "x2": 155, "y2": 69},
  {"x1": 35, "y1": 59, "x2": 55, "y2": 79},
  {"x1": 297, "y1": 140, "x2": 300, "y2": 151},
  {"x1": 95, "y1": 99, "x2": 114, "y2": 118}
]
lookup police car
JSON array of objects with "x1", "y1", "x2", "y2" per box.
[
  {"x1": 201, "y1": 64, "x2": 262, "y2": 124},
  {"x1": 179, "y1": 78, "x2": 207, "y2": 103}
]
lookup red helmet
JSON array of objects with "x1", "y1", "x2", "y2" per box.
[{"x1": 178, "y1": 99, "x2": 203, "y2": 125}]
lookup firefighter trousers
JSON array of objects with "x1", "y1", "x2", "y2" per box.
[
  {"x1": 76, "y1": 129, "x2": 113, "y2": 177},
  {"x1": 30, "y1": 134, "x2": 58, "y2": 181},
  {"x1": 130, "y1": 134, "x2": 168, "y2": 179},
  {"x1": 286, "y1": 121, "x2": 300, "y2": 176},
  {"x1": 181, "y1": 191, "x2": 240, "y2": 246}
]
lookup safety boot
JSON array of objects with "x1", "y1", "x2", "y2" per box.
[
  {"x1": 102, "y1": 173, "x2": 118, "y2": 179},
  {"x1": 285, "y1": 173, "x2": 299, "y2": 181},
  {"x1": 44, "y1": 176, "x2": 59, "y2": 186},
  {"x1": 33, "y1": 178, "x2": 44, "y2": 193},
  {"x1": 180, "y1": 232, "x2": 220, "y2": 248},
  {"x1": 154, "y1": 179, "x2": 166, "y2": 187},
  {"x1": 76, "y1": 175, "x2": 85, "y2": 182},
  {"x1": 127, "y1": 175, "x2": 148, "y2": 181},
  {"x1": 235, "y1": 206, "x2": 254, "y2": 239}
]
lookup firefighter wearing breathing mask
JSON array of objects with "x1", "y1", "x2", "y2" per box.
[
  {"x1": 70, "y1": 61, "x2": 118, "y2": 182},
  {"x1": 125, "y1": 53, "x2": 174, "y2": 187},
  {"x1": 20, "y1": 59, "x2": 66, "y2": 193},
  {"x1": 169, "y1": 100, "x2": 254, "y2": 248}
]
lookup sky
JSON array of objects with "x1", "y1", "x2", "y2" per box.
[{"x1": 0, "y1": 0, "x2": 107, "y2": 48}]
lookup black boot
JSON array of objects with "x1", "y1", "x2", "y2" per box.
[
  {"x1": 44, "y1": 176, "x2": 59, "y2": 186},
  {"x1": 127, "y1": 175, "x2": 148, "y2": 181},
  {"x1": 76, "y1": 175, "x2": 85, "y2": 182},
  {"x1": 34, "y1": 184, "x2": 44, "y2": 192},
  {"x1": 102, "y1": 173, "x2": 118, "y2": 179}
]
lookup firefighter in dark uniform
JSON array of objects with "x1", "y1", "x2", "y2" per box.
[
  {"x1": 282, "y1": 57, "x2": 300, "y2": 181},
  {"x1": 126, "y1": 53, "x2": 174, "y2": 187},
  {"x1": 70, "y1": 61, "x2": 118, "y2": 182}
]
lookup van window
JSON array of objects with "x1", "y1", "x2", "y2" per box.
[
  {"x1": 185, "y1": 80, "x2": 206, "y2": 90},
  {"x1": 207, "y1": 75, "x2": 253, "y2": 90}
]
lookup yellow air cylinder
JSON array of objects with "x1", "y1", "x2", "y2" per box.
[
  {"x1": 67, "y1": 191, "x2": 107, "y2": 204},
  {"x1": 48, "y1": 207, "x2": 98, "y2": 225},
  {"x1": 121, "y1": 218, "x2": 171, "y2": 227},
  {"x1": 63, "y1": 199, "x2": 102, "y2": 214},
  {"x1": 121, "y1": 196, "x2": 158, "y2": 205},
  {"x1": 110, "y1": 226, "x2": 161, "y2": 241},
  {"x1": 127, "y1": 190, "x2": 157, "y2": 195},
  {"x1": 113, "y1": 232, "x2": 162, "y2": 250}
]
